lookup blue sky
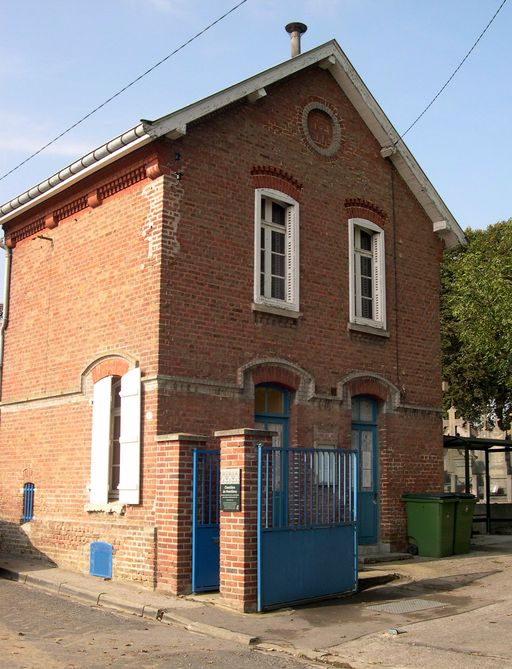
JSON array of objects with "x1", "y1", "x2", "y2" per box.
[{"x1": 0, "y1": 0, "x2": 510, "y2": 291}]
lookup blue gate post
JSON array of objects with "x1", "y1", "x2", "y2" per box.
[
  {"x1": 214, "y1": 428, "x2": 275, "y2": 613},
  {"x1": 155, "y1": 433, "x2": 208, "y2": 594}
]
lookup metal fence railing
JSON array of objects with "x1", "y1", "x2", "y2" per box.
[
  {"x1": 257, "y1": 446, "x2": 357, "y2": 530},
  {"x1": 192, "y1": 450, "x2": 220, "y2": 528}
]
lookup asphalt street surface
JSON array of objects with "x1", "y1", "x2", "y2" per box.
[{"x1": 0, "y1": 579, "x2": 321, "y2": 669}]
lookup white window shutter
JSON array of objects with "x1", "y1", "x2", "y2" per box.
[
  {"x1": 372, "y1": 232, "x2": 381, "y2": 322},
  {"x1": 90, "y1": 376, "x2": 112, "y2": 504},
  {"x1": 348, "y1": 221, "x2": 356, "y2": 323},
  {"x1": 254, "y1": 192, "x2": 262, "y2": 304},
  {"x1": 286, "y1": 204, "x2": 299, "y2": 309},
  {"x1": 373, "y1": 230, "x2": 386, "y2": 327},
  {"x1": 118, "y1": 367, "x2": 141, "y2": 504}
]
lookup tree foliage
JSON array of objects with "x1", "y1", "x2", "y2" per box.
[{"x1": 441, "y1": 219, "x2": 512, "y2": 431}]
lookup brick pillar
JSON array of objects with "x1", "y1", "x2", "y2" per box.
[
  {"x1": 215, "y1": 428, "x2": 274, "y2": 613},
  {"x1": 155, "y1": 433, "x2": 208, "y2": 594}
]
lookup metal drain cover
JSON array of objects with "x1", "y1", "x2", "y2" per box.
[{"x1": 368, "y1": 598, "x2": 446, "y2": 614}]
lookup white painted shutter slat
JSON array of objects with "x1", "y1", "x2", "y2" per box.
[
  {"x1": 286, "y1": 203, "x2": 299, "y2": 309},
  {"x1": 372, "y1": 232, "x2": 381, "y2": 322},
  {"x1": 118, "y1": 367, "x2": 141, "y2": 504},
  {"x1": 90, "y1": 376, "x2": 112, "y2": 505}
]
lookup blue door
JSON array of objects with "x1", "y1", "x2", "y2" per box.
[
  {"x1": 192, "y1": 449, "x2": 220, "y2": 592},
  {"x1": 254, "y1": 384, "x2": 289, "y2": 527},
  {"x1": 351, "y1": 396, "x2": 379, "y2": 545}
]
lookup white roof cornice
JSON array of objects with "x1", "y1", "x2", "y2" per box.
[{"x1": 0, "y1": 39, "x2": 465, "y2": 247}]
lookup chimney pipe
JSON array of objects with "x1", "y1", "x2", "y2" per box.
[{"x1": 285, "y1": 22, "x2": 307, "y2": 57}]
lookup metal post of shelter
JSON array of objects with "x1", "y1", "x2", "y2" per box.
[
  {"x1": 485, "y1": 448, "x2": 491, "y2": 535},
  {"x1": 464, "y1": 448, "x2": 471, "y2": 494}
]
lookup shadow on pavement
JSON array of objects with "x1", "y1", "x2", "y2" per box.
[{"x1": 0, "y1": 520, "x2": 56, "y2": 571}]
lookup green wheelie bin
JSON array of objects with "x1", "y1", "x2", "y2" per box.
[
  {"x1": 453, "y1": 493, "x2": 477, "y2": 554},
  {"x1": 402, "y1": 493, "x2": 457, "y2": 557}
]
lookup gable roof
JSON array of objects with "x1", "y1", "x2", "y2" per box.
[{"x1": 0, "y1": 39, "x2": 465, "y2": 248}]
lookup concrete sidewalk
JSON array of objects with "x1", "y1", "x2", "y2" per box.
[{"x1": 2, "y1": 534, "x2": 512, "y2": 668}]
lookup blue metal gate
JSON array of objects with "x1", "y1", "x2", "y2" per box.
[
  {"x1": 192, "y1": 449, "x2": 220, "y2": 593},
  {"x1": 257, "y1": 445, "x2": 358, "y2": 611}
]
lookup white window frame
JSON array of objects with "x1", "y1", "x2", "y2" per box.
[
  {"x1": 348, "y1": 218, "x2": 386, "y2": 330},
  {"x1": 89, "y1": 367, "x2": 141, "y2": 506},
  {"x1": 254, "y1": 188, "x2": 299, "y2": 312}
]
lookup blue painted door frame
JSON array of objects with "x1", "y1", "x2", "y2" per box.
[
  {"x1": 351, "y1": 396, "x2": 379, "y2": 545},
  {"x1": 254, "y1": 384, "x2": 290, "y2": 527}
]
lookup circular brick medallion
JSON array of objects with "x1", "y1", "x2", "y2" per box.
[{"x1": 302, "y1": 102, "x2": 342, "y2": 157}]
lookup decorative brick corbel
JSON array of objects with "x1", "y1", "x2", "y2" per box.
[
  {"x1": 45, "y1": 213, "x2": 58, "y2": 229},
  {"x1": 146, "y1": 157, "x2": 164, "y2": 180},
  {"x1": 87, "y1": 190, "x2": 102, "y2": 209}
]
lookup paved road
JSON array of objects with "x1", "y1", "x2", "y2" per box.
[{"x1": 0, "y1": 580, "x2": 320, "y2": 669}]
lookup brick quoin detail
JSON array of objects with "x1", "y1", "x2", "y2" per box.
[
  {"x1": 91, "y1": 358, "x2": 130, "y2": 383},
  {"x1": 344, "y1": 198, "x2": 387, "y2": 228},
  {"x1": 251, "y1": 166, "x2": 302, "y2": 201},
  {"x1": 251, "y1": 365, "x2": 300, "y2": 391}
]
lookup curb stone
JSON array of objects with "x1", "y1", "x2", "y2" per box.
[
  {"x1": 97, "y1": 593, "x2": 145, "y2": 617},
  {"x1": 161, "y1": 610, "x2": 259, "y2": 645},
  {"x1": 58, "y1": 583, "x2": 100, "y2": 604}
]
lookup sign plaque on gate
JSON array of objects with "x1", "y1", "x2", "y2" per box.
[{"x1": 220, "y1": 468, "x2": 241, "y2": 511}]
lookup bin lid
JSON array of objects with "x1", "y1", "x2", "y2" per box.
[
  {"x1": 402, "y1": 492, "x2": 456, "y2": 500},
  {"x1": 452, "y1": 493, "x2": 477, "y2": 499}
]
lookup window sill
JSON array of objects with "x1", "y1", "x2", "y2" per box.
[
  {"x1": 252, "y1": 302, "x2": 302, "y2": 320},
  {"x1": 347, "y1": 322, "x2": 389, "y2": 338},
  {"x1": 84, "y1": 502, "x2": 126, "y2": 515}
]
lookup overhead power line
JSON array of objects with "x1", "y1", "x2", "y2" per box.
[
  {"x1": 0, "y1": 0, "x2": 249, "y2": 184},
  {"x1": 396, "y1": 0, "x2": 509, "y2": 144}
]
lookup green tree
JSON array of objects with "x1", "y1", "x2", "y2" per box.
[{"x1": 441, "y1": 219, "x2": 512, "y2": 431}]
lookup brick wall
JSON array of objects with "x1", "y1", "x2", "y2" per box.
[{"x1": 157, "y1": 67, "x2": 443, "y2": 409}]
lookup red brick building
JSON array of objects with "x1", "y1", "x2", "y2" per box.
[{"x1": 0, "y1": 39, "x2": 464, "y2": 608}]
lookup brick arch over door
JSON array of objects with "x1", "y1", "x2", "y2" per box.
[
  {"x1": 338, "y1": 371, "x2": 401, "y2": 412},
  {"x1": 239, "y1": 358, "x2": 315, "y2": 402}
]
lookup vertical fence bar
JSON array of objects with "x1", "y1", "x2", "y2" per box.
[
  {"x1": 309, "y1": 450, "x2": 313, "y2": 528},
  {"x1": 292, "y1": 450, "x2": 296, "y2": 529},
  {"x1": 257, "y1": 444, "x2": 263, "y2": 612},
  {"x1": 303, "y1": 451, "x2": 307, "y2": 527},
  {"x1": 191, "y1": 450, "x2": 198, "y2": 593},
  {"x1": 265, "y1": 449, "x2": 269, "y2": 529},
  {"x1": 332, "y1": 452, "x2": 336, "y2": 524},
  {"x1": 352, "y1": 450, "x2": 357, "y2": 524}
]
